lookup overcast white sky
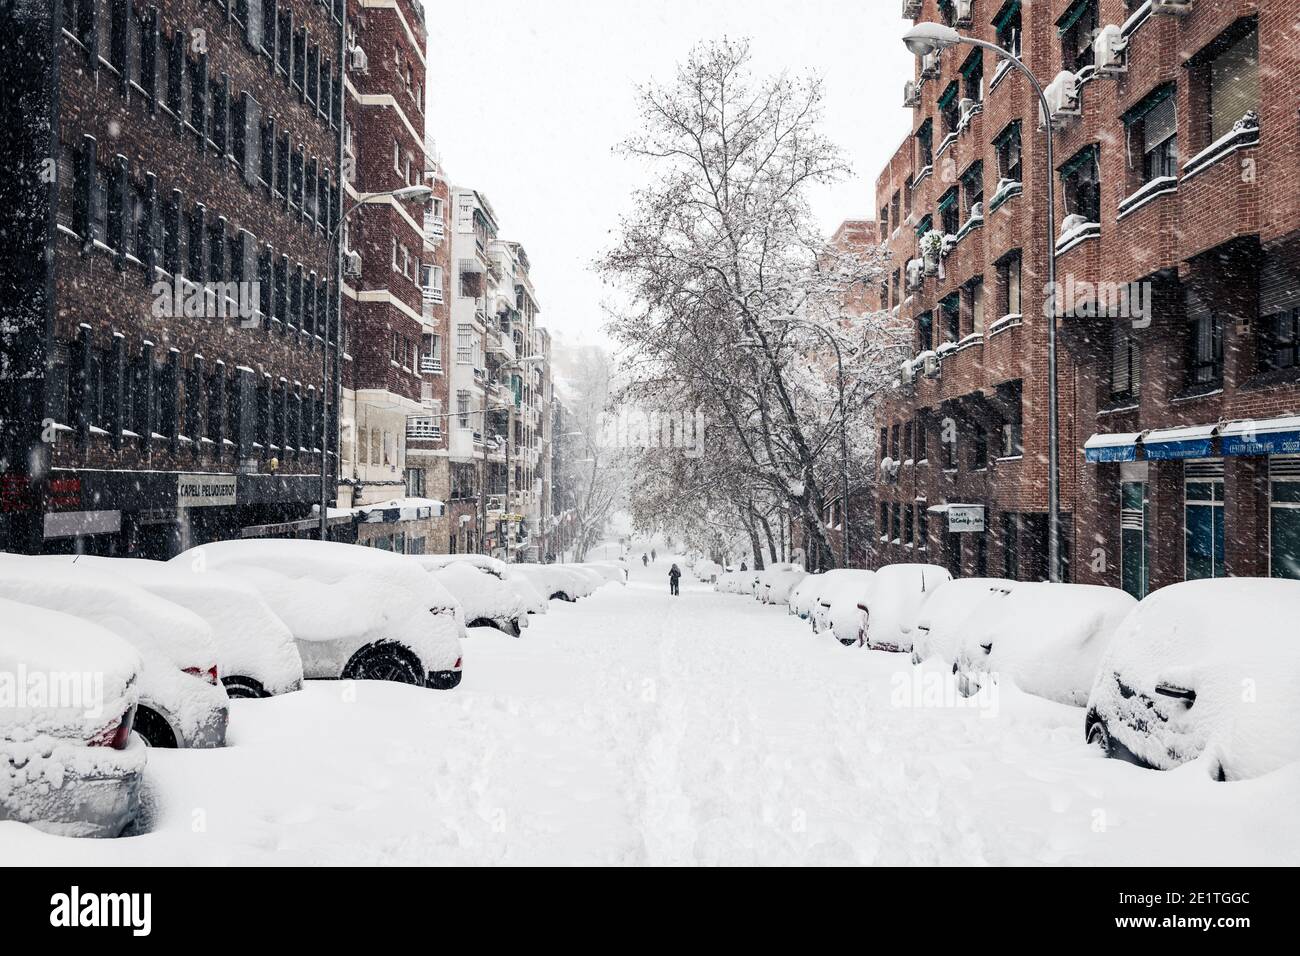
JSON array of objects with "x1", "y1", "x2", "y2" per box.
[{"x1": 423, "y1": 0, "x2": 913, "y2": 347}]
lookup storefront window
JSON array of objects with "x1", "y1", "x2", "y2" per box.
[
  {"x1": 1185, "y1": 465, "x2": 1225, "y2": 580},
  {"x1": 1271, "y1": 457, "x2": 1300, "y2": 579},
  {"x1": 1120, "y1": 481, "x2": 1149, "y2": 598}
]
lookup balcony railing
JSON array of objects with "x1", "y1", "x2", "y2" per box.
[
  {"x1": 421, "y1": 354, "x2": 442, "y2": 374},
  {"x1": 406, "y1": 417, "x2": 442, "y2": 440}
]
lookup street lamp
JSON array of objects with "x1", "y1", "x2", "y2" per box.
[
  {"x1": 320, "y1": 184, "x2": 433, "y2": 541},
  {"x1": 901, "y1": 23, "x2": 1062, "y2": 583}
]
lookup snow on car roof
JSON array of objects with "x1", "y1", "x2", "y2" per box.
[
  {"x1": 0, "y1": 554, "x2": 217, "y2": 670},
  {"x1": 431, "y1": 562, "x2": 530, "y2": 623}
]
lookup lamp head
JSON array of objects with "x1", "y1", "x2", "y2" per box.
[
  {"x1": 903, "y1": 22, "x2": 962, "y2": 56},
  {"x1": 391, "y1": 185, "x2": 433, "y2": 203}
]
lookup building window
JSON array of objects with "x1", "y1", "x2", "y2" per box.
[
  {"x1": 939, "y1": 187, "x2": 959, "y2": 235},
  {"x1": 997, "y1": 251, "x2": 1022, "y2": 317},
  {"x1": 1110, "y1": 322, "x2": 1141, "y2": 402},
  {"x1": 994, "y1": 1, "x2": 1021, "y2": 57},
  {"x1": 939, "y1": 83, "x2": 960, "y2": 136},
  {"x1": 940, "y1": 293, "x2": 960, "y2": 344},
  {"x1": 1185, "y1": 464, "x2": 1225, "y2": 580},
  {"x1": 966, "y1": 277, "x2": 985, "y2": 335},
  {"x1": 1260, "y1": 253, "x2": 1300, "y2": 373},
  {"x1": 1120, "y1": 480, "x2": 1149, "y2": 598},
  {"x1": 999, "y1": 382, "x2": 1023, "y2": 458},
  {"x1": 1206, "y1": 23, "x2": 1259, "y2": 145},
  {"x1": 456, "y1": 324, "x2": 473, "y2": 365},
  {"x1": 1187, "y1": 290, "x2": 1224, "y2": 386},
  {"x1": 916, "y1": 120, "x2": 933, "y2": 170},
  {"x1": 1061, "y1": 145, "x2": 1101, "y2": 224},
  {"x1": 961, "y1": 162, "x2": 983, "y2": 218},
  {"x1": 1271, "y1": 458, "x2": 1300, "y2": 580},
  {"x1": 971, "y1": 422, "x2": 988, "y2": 470},
  {"x1": 1059, "y1": 0, "x2": 1099, "y2": 73},
  {"x1": 904, "y1": 504, "x2": 914, "y2": 547},
  {"x1": 917, "y1": 504, "x2": 929, "y2": 550},
  {"x1": 995, "y1": 121, "x2": 1022, "y2": 182},
  {"x1": 457, "y1": 390, "x2": 471, "y2": 429},
  {"x1": 961, "y1": 49, "x2": 983, "y2": 103},
  {"x1": 917, "y1": 311, "x2": 933, "y2": 352},
  {"x1": 1125, "y1": 86, "x2": 1178, "y2": 184}
]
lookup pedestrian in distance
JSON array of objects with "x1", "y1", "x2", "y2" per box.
[
  {"x1": 668, "y1": 563, "x2": 681, "y2": 596},
  {"x1": 651, "y1": 548, "x2": 657, "y2": 562},
  {"x1": 642, "y1": 553, "x2": 649, "y2": 567},
  {"x1": 740, "y1": 560, "x2": 747, "y2": 572}
]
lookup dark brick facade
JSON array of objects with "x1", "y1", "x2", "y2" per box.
[
  {"x1": 873, "y1": 0, "x2": 1300, "y2": 589},
  {"x1": 1, "y1": 0, "x2": 345, "y2": 557}
]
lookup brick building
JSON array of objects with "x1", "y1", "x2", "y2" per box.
[
  {"x1": 874, "y1": 0, "x2": 1300, "y2": 590},
  {"x1": 1, "y1": 0, "x2": 346, "y2": 557},
  {"x1": 332, "y1": 0, "x2": 447, "y2": 552}
]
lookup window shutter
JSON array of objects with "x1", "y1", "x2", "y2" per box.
[
  {"x1": 1210, "y1": 29, "x2": 1259, "y2": 143},
  {"x1": 144, "y1": 6, "x2": 160, "y2": 111},
  {"x1": 245, "y1": 0, "x2": 264, "y2": 50},
  {"x1": 106, "y1": 333, "x2": 125, "y2": 447},
  {"x1": 258, "y1": 244, "x2": 273, "y2": 328},
  {"x1": 241, "y1": 93, "x2": 261, "y2": 185},
  {"x1": 108, "y1": 154, "x2": 128, "y2": 265},
  {"x1": 1143, "y1": 95, "x2": 1176, "y2": 154},
  {"x1": 237, "y1": 367, "x2": 256, "y2": 458},
  {"x1": 209, "y1": 361, "x2": 227, "y2": 446},
  {"x1": 163, "y1": 349, "x2": 180, "y2": 451},
  {"x1": 116, "y1": 0, "x2": 134, "y2": 96},
  {"x1": 186, "y1": 356, "x2": 203, "y2": 451},
  {"x1": 168, "y1": 29, "x2": 184, "y2": 120}
]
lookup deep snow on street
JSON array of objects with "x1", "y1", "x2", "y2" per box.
[{"x1": 3, "y1": 554, "x2": 1299, "y2": 866}]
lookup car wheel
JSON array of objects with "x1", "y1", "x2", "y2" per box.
[
  {"x1": 549, "y1": 591, "x2": 574, "y2": 602},
  {"x1": 133, "y1": 705, "x2": 178, "y2": 748},
  {"x1": 838, "y1": 638, "x2": 856, "y2": 647},
  {"x1": 222, "y1": 676, "x2": 269, "y2": 699},
  {"x1": 1086, "y1": 716, "x2": 1114, "y2": 757},
  {"x1": 342, "y1": 644, "x2": 424, "y2": 685}
]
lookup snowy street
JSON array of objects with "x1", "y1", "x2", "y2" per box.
[{"x1": 4, "y1": 554, "x2": 1296, "y2": 867}]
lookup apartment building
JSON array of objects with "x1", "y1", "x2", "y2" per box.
[
  {"x1": 336, "y1": 0, "x2": 443, "y2": 552},
  {"x1": 875, "y1": 0, "x2": 1300, "y2": 591},
  {"x1": 1, "y1": 0, "x2": 345, "y2": 557}
]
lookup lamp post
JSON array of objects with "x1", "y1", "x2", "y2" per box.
[
  {"x1": 320, "y1": 183, "x2": 433, "y2": 541},
  {"x1": 902, "y1": 23, "x2": 1061, "y2": 583}
]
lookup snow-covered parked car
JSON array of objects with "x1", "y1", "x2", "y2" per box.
[
  {"x1": 693, "y1": 560, "x2": 723, "y2": 583},
  {"x1": 956, "y1": 583, "x2": 1136, "y2": 706},
  {"x1": 583, "y1": 561, "x2": 629, "y2": 586},
  {"x1": 787, "y1": 573, "x2": 829, "y2": 619},
  {"x1": 175, "y1": 540, "x2": 464, "y2": 690},
  {"x1": 907, "y1": 577, "x2": 1015, "y2": 665},
  {"x1": 858, "y1": 563, "x2": 952, "y2": 652},
  {"x1": 512, "y1": 563, "x2": 599, "y2": 602},
  {"x1": 50, "y1": 555, "x2": 304, "y2": 699},
  {"x1": 811, "y1": 570, "x2": 876, "y2": 644},
  {"x1": 717, "y1": 566, "x2": 761, "y2": 595},
  {"x1": 758, "y1": 565, "x2": 807, "y2": 605},
  {"x1": 0, "y1": 555, "x2": 229, "y2": 749},
  {"x1": 412, "y1": 557, "x2": 530, "y2": 637},
  {"x1": 1, "y1": 600, "x2": 147, "y2": 838},
  {"x1": 1085, "y1": 578, "x2": 1300, "y2": 781}
]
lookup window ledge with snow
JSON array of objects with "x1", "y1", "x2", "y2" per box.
[
  {"x1": 988, "y1": 179, "x2": 1022, "y2": 213},
  {"x1": 936, "y1": 341, "x2": 959, "y2": 358},
  {"x1": 1056, "y1": 220, "x2": 1101, "y2": 256},
  {"x1": 914, "y1": 165, "x2": 934, "y2": 187},
  {"x1": 990, "y1": 58, "x2": 1013, "y2": 92},
  {"x1": 955, "y1": 214, "x2": 984, "y2": 243},
  {"x1": 987, "y1": 314, "x2": 1023, "y2": 337},
  {"x1": 936, "y1": 132, "x2": 958, "y2": 158},
  {"x1": 957, "y1": 332, "x2": 985, "y2": 351},
  {"x1": 1181, "y1": 119, "x2": 1261, "y2": 182},
  {"x1": 1117, "y1": 176, "x2": 1178, "y2": 221}
]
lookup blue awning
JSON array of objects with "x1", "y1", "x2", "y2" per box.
[
  {"x1": 1222, "y1": 417, "x2": 1300, "y2": 457},
  {"x1": 1085, "y1": 432, "x2": 1141, "y2": 463},
  {"x1": 1143, "y1": 425, "x2": 1218, "y2": 461}
]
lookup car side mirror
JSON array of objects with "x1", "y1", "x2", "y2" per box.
[{"x1": 1154, "y1": 683, "x2": 1196, "y2": 707}]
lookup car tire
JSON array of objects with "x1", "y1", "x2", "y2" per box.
[
  {"x1": 549, "y1": 591, "x2": 574, "y2": 602},
  {"x1": 838, "y1": 638, "x2": 856, "y2": 647},
  {"x1": 222, "y1": 676, "x2": 269, "y2": 699},
  {"x1": 342, "y1": 644, "x2": 424, "y2": 685},
  {"x1": 1086, "y1": 715, "x2": 1114, "y2": 756},
  {"x1": 133, "y1": 705, "x2": 179, "y2": 748}
]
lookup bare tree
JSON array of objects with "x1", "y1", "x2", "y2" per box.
[{"x1": 601, "y1": 39, "x2": 907, "y2": 569}]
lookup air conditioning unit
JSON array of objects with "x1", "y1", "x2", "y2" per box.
[
  {"x1": 344, "y1": 250, "x2": 362, "y2": 277},
  {"x1": 954, "y1": 0, "x2": 974, "y2": 27},
  {"x1": 1094, "y1": 25, "x2": 1128, "y2": 76},
  {"x1": 904, "y1": 80, "x2": 921, "y2": 108},
  {"x1": 348, "y1": 44, "x2": 369, "y2": 74},
  {"x1": 1152, "y1": 0, "x2": 1193, "y2": 14},
  {"x1": 1041, "y1": 71, "x2": 1082, "y2": 127},
  {"x1": 902, "y1": 0, "x2": 923, "y2": 17},
  {"x1": 922, "y1": 353, "x2": 941, "y2": 378},
  {"x1": 921, "y1": 51, "x2": 941, "y2": 78}
]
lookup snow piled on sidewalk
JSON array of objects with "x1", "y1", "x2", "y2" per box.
[{"x1": 2, "y1": 558, "x2": 1298, "y2": 865}]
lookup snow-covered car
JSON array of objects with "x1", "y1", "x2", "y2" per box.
[
  {"x1": 1085, "y1": 578, "x2": 1300, "y2": 781},
  {"x1": 811, "y1": 570, "x2": 876, "y2": 644},
  {"x1": 583, "y1": 561, "x2": 629, "y2": 586},
  {"x1": 758, "y1": 565, "x2": 807, "y2": 605},
  {"x1": 858, "y1": 563, "x2": 952, "y2": 653},
  {"x1": 50, "y1": 555, "x2": 304, "y2": 699},
  {"x1": 717, "y1": 567, "x2": 761, "y2": 595},
  {"x1": 1, "y1": 600, "x2": 147, "y2": 838},
  {"x1": 907, "y1": 577, "x2": 1015, "y2": 665},
  {"x1": 512, "y1": 563, "x2": 599, "y2": 602},
  {"x1": 787, "y1": 573, "x2": 829, "y2": 619},
  {"x1": 414, "y1": 558, "x2": 530, "y2": 637},
  {"x1": 504, "y1": 569, "x2": 549, "y2": 615},
  {"x1": 955, "y1": 583, "x2": 1136, "y2": 706},
  {"x1": 175, "y1": 540, "x2": 463, "y2": 690},
  {"x1": 0, "y1": 555, "x2": 229, "y2": 749}
]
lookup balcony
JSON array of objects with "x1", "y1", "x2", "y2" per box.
[
  {"x1": 421, "y1": 354, "x2": 442, "y2": 374},
  {"x1": 406, "y1": 417, "x2": 442, "y2": 440}
]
